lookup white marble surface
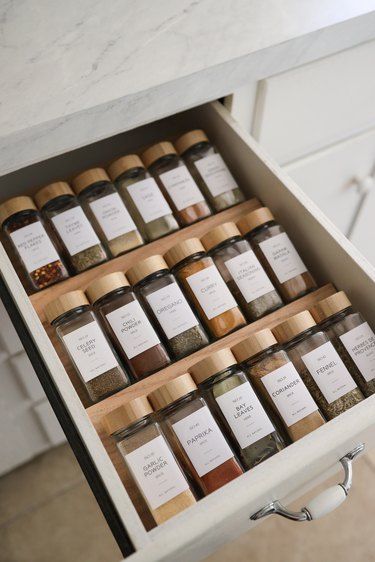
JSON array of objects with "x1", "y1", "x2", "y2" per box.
[{"x1": 1, "y1": 0, "x2": 375, "y2": 175}]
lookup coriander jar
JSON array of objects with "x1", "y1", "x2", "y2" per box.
[
  {"x1": 175, "y1": 129, "x2": 245, "y2": 212},
  {"x1": 0, "y1": 195, "x2": 68, "y2": 291},
  {"x1": 190, "y1": 349, "x2": 285, "y2": 470},
  {"x1": 273, "y1": 311, "x2": 364, "y2": 420},
  {"x1": 311, "y1": 291, "x2": 375, "y2": 397},
  {"x1": 142, "y1": 141, "x2": 211, "y2": 227},
  {"x1": 201, "y1": 222, "x2": 283, "y2": 321},
  {"x1": 237, "y1": 207, "x2": 317, "y2": 302},
  {"x1": 232, "y1": 329, "x2": 325, "y2": 441},
  {"x1": 104, "y1": 396, "x2": 196, "y2": 525},
  {"x1": 72, "y1": 168, "x2": 144, "y2": 257},
  {"x1": 165, "y1": 238, "x2": 246, "y2": 339},
  {"x1": 149, "y1": 373, "x2": 244, "y2": 495},
  {"x1": 45, "y1": 290, "x2": 130, "y2": 403},
  {"x1": 35, "y1": 181, "x2": 108, "y2": 273},
  {"x1": 86, "y1": 272, "x2": 171, "y2": 381},
  {"x1": 107, "y1": 154, "x2": 179, "y2": 241},
  {"x1": 127, "y1": 255, "x2": 209, "y2": 360}
]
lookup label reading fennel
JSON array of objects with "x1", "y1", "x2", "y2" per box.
[
  {"x1": 340, "y1": 322, "x2": 375, "y2": 382},
  {"x1": 195, "y1": 153, "x2": 238, "y2": 197},
  {"x1": 52, "y1": 206, "x2": 100, "y2": 256},
  {"x1": 10, "y1": 222, "x2": 60, "y2": 272},
  {"x1": 225, "y1": 249, "x2": 275, "y2": 303},
  {"x1": 127, "y1": 177, "x2": 172, "y2": 223},
  {"x1": 159, "y1": 165, "x2": 204, "y2": 211},
  {"x1": 186, "y1": 265, "x2": 238, "y2": 320},
  {"x1": 259, "y1": 232, "x2": 307, "y2": 284},
  {"x1": 89, "y1": 192, "x2": 136, "y2": 240}
]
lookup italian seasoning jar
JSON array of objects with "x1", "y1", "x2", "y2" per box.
[
  {"x1": 108, "y1": 154, "x2": 179, "y2": 241},
  {"x1": 72, "y1": 168, "x2": 144, "y2": 257},
  {"x1": 165, "y1": 238, "x2": 246, "y2": 339},
  {"x1": 149, "y1": 373, "x2": 244, "y2": 495},
  {"x1": 175, "y1": 129, "x2": 245, "y2": 212},
  {"x1": 104, "y1": 396, "x2": 196, "y2": 525},
  {"x1": 189, "y1": 348, "x2": 285, "y2": 470},
  {"x1": 0, "y1": 196, "x2": 68, "y2": 291},
  {"x1": 142, "y1": 141, "x2": 211, "y2": 227},
  {"x1": 45, "y1": 290, "x2": 130, "y2": 403},
  {"x1": 127, "y1": 255, "x2": 209, "y2": 359},
  {"x1": 237, "y1": 207, "x2": 317, "y2": 302},
  {"x1": 273, "y1": 311, "x2": 364, "y2": 420},
  {"x1": 311, "y1": 291, "x2": 375, "y2": 397},
  {"x1": 201, "y1": 222, "x2": 283, "y2": 321}
]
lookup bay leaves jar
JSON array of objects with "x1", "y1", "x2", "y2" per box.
[
  {"x1": 86, "y1": 272, "x2": 171, "y2": 381},
  {"x1": 189, "y1": 348, "x2": 285, "y2": 470},
  {"x1": 201, "y1": 222, "x2": 283, "y2": 321},
  {"x1": 165, "y1": 238, "x2": 246, "y2": 339},
  {"x1": 272, "y1": 311, "x2": 364, "y2": 420},
  {"x1": 175, "y1": 129, "x2": 245, "y2": 212},
  {"x1": 104, "y1": 396, "x2": 197, "y2": 525}
]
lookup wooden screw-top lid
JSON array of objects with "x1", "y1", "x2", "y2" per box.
[
  {"x1": 142, "y1": 142, "x2": 177, "y2": 168},
  {"x1": 310, "y1": 291, "x2": 351, "y2": 323},
  {"x1": 126, "y1": 255, "x2": 169, "y2": 286},
  {"x1": 86, "y1": 272, "x2": 130, "y2": 304},
  {"x1": 44, "y1": 290, "x2": 89, "y2": 324},
  {"x1": 164, "y1": 238, "x2": 205, "y2": 269},
  {"x1": 189, "y1": 348, "x2": 237, "y2": 384},
  {"x1": 232, "y1": 329, "x2": 277, "y2": 363},
  {"x1": 34, "y1": 182, "x2": 74, "y2": 209},
  {"x1": 175, "y1": 129, "x2": 209, "y2": 155},
  {"x1": 104, "y1": 396, "x2": 153, "y2": 435},
  {"x1": 0, "y1": 196, "x2": 37, "y2": 225},
  {"x1": 272, "y1": 311, "x2": 316, "y2": 344},
  {"x1": 237, "y1": 207, "x2": 275, "y2": 235},
  {"x1": 72, "y1": 168, "x2": 111, "y2": 194},
  {"x1": 107, "y1": 155, "x2": 144, "y2": 181},
  {"x1": 148, "y1": 373, "x2": 197, "y2": 411},
  {"x1": 201, "y1": 222, "x2": 241, "y2": 251}
]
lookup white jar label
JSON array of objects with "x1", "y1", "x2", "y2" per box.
[
  {"x1": 10, "y1": 222, "x2": 60, "y2": 273},
  {"x1": 215, "y1": 382, "x2": 275, "y2": 449},
  {"x1": 62, "y1": 321, "x2": 119, "y2": 382},
  {"x1": 89, "y1": 193, "x2": 136, "y2": 240},
  {"x1": 159, "y1": 165, "x2": 204, "y2": 211},
  {"x1": 127, "y1": 177, "x2": 172, "y2": 223},
  {"x1": 106, "y1": 300, "x2": 161, "y2": 359},
  {"x1": 186, "y1": 265, "x2": 238, "y2": 320},
  {"x1": 259, "y1": 232, "x2": 307, "y2": 284},
  {"x1": 195, "y1": 153, "x2": 238, "y2": 197},
  {"x1": 52, "y1": 206, "x2": 101, "y2": 256},
  {"x1": 224, "y1": 249, "x2": 275, "y2": 303},
  {"x1": 301, "y1": 341, "x2": 357, "y2": 404},
  {"x1": 340, "y1": 322, "x2": 375, "y2": 382},
  {"x1": 172, "y1": 406, "x2": 234, "y2": 477},
  {"x1": 261, "y1": 362, "x2": 318, "y2": 427},
  {"x1": 125, "y1": 435, "x2": 189, "y2": 510}
]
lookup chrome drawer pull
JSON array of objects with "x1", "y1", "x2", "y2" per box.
[{"x1": 250, "y1": 443, "x2": 364, "y2": 522}]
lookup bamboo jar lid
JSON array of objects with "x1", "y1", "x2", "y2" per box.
[
  {"x1": 0, "y1": 196, "x2": 37, "y2": 225},
  {"x1": 232, "y1": 329, "x2": 278, "y2": 363},
  {"x1": 272, "y1": 311, "x2": 316, "y2": 344},
  {"x1": 142, "y1": 142, "x2": 176, "y2": 168},
  {"x1": 45, "y1": 290, "x2": 89, "y2": 324},
  {"x1": 72, "y1": 168, "x2": 111, "y2": 194},
  {"x1": 189, "y1": 348, "x2": 237, "y2": 384},
  {"x1": 310, "y1": 291, "x2": 351, "y2": 323},
  {"x1": 175, "y1": 129, "x2": 209, "y2": 155},
  {"x1": 164, "y1": 238, "x2": 205, "y2": 269},
  {"x1": 201, "y1": 222, "x2": 241, "y2": 252},
  {"x1": 149, "y1": 373, "x2": 197, "y2": 411},
  {"x1": 86, "y1": 272, "x2": 130, "y2": 304},
  {"x1": 104, "y1": 396, "x2": 153, "y2": 435},
  {"x1": 35, "y1": 182, "x2": 74, "y2": 209},
  {"x1": 126, "y1": 255, "x2": 169, "y2": 286},
  {"x1": 237, "y1": 207, "x2": 274, "y2": 235},
  {"x1": 108, "y1": 155, "x2": 144, "y2": 182}
]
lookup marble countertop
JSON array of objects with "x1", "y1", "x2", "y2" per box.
[{"x1": 1, "y1": 0, "x2": 375, "y2": 176}]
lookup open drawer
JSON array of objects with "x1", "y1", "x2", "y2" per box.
[{"x1": 1, "y1": 101, "x2": 375, "y2": 562}]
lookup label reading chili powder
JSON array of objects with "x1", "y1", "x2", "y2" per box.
[
  {"x1": 340, "y1": 322, "x2": 375, "y2": 382},
  {"x1": 195, "y1": 153, "x2": 238, "y2": 197},
  {"x1": 186, "y1": 265, "x2": 238, "y2": 320},
  {"x1": 127, "y1": 177, "x2": 172, "y2": 223},
  {"x1": 224, "y1": 249, "x2": 275, "y2": 303},
  {"x1": 52, "y1": 206, "x2": 100, "y2": 256},
  {"x1": 10, "y1": 222, "x2": 60, "y2": 273},
  {"x1": 89, "y1": 193, "x2": 136, "y2": 240},
  {"x1": 259, "y1": 232, "x2": 307, "y2": 284},
  {"x1": 159, "y1": 165, "x2": 204, "y2": 211}
]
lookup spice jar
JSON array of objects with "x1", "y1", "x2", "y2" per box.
[
  {"x1": 108, "y1": 154, "x2": 179, "y2": 241},
  {"x1": 0, "y1": 196, "x2": 69, "y2": 291},
  {"x1": 45, "y1": 290, "x2": 130, "y2": 403},
  {"x1": 311, "y1": 291, "x2": 375, "y2": 397},
  {"x1": 127, "y1": 255, "x2": 209, "y2": 359},
  {"x1": 201, "y1": 222, "x2": 283, "y2": 321},
  {"x1": 86, "y1": 272, "x2": 171, "y2": 381},
  {"x1": 272, "y1": 311, "x2": 364, "y2": 420},
  {"x1": 149, "y1": 373, "x2": 244, "y2": 495},
  {"x1": 175, "y1": 130, "x2": 245, "y2": 212},
  {"x1": 165, "y1": 238, "x2": 246, "y2": 339},
  {"x1": 232, "y1": 329, "x2": 325, "y2": 441},
  {"x1": 104, "y1": 396, "x2": 196, "y2": 525},
  {"x1": 189, "y1": 349, "x2": 285, "y2": 469},
  {"x1": 237, "y1": 207, "x2": 317, "y2": 302},
  {"x1": 35, "y1": 181, "x2": 108, "y2": 273},
  {"x1": 142, "y1": 141, "x2": 212, "y2": 227},
  {"x1": 71, "y1": 168, "x2": 144, "y2": 257}
]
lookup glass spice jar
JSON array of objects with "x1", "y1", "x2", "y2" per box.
[
  {"x1": 148, "y1": 373, "x2": 244, "y2": 495},
  {"x1": 104, "y1": 396, "x2": 197, "y2": 525},
  {"x1": 86, "y1": 272, "x2": 171, "y2": 381},
  {"x1": 0, "y1": 195, "x2": 69, "y2": 291},
  {"x1": 165, "y1": 238, "x2": 246, "y2": 339},
  {"x1": 71, "y1": 168, "x2": 144, "y2": 257},
  {"x1": 189, "y1": 348, "x2": 285, "y2": 470},
  {"x1": 175, "y1": 129, "x2": 245, "y2": 212},
  {"x1": 45, "y1": 290, "x2": 130, "y2": 403},
  {"x1": 201, "y1": 222, "x2": 283, "y2": 321},
  {"x1": 126, "y1": 255, "x2": 209, "y2": 360},
  {"x1": 141, "y1": 141, "x2": 212, "y2": 227},
  {"x1": 107, "y1": 154, "x2": 179, "y2": 241},
  {"x1": 35, "y1": 181, "x2": 108, "y2": 273},
  {"x1": 237, "y1": 207, "x2": 317, "y2": 302},
  {"x1": 311, "y1": 291, "x2": 375, "y2": 397},
  {"x1": 272, "y1": 311, "x2": 364, "y2": 420}
]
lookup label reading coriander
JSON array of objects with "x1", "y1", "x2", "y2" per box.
[
  {"x1": 259, "y1": 232, "x2": 307, "y2": 284},
  {"x1": 195, "y1": 153, "x2": 238, "y2": 197},
  {"x1": 127, "y1": 177, "x2": 172, "y2": 223},
  {"x1": 186, "y1": 265, "x2": 238, "y2": 320},
  {"x1": 10, "y1": 222, "x2": 60, "y2": 272},
  {"x1": 159, "y1": 165, "x2": 204, "y2": 211},
  {"x1": 225, "y1": 249, "x2": 275, "y2": 303},
  {"x1": 89, "y1": 193, "x2": 136, "y2": 240},
  {"x1": 340, "y1": 322, "x2": 375, "y2": 382},
  {"x1": 52, "y1": 206, "x2": 100, "y2": 256}
]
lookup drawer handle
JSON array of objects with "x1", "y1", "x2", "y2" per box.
[{"x1": 250, "y1": 443, "x2": 364, "y2": 522}]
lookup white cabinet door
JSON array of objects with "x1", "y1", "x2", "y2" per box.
[{"x1": 350, "y1": 187, "x2": 375, "y2": 265}]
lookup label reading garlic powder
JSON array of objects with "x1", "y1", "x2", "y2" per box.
[
  {"x1": 340, "y1": 322, "x2": 375, "y2": 382},
  {"x1": 159, "y1": 165, "x2": 204, "y2": 211},
  {"x1": 225, "y1": 249, "x2": 275, "y2": 303},
  {"x1": 127, "y1": 177, "x2": 172, "y2": 223},
  {"x1": 10, "y1": 222, "x2": 60, "y2": 272},
  {"x1": 186, "y1": 265, "x2": 238, "y2": 320},
  {"x1": 89, "y1": 192, "x2": 136, "y2": 240},
  {"x1": 259, "y1": 232, "x2": 307, "y2": 284},
  {"x1": 195, "y1": 153, "x2": 238, "y2": 197},
  {"x1": 52, "y1": 206, "x2": 101, "y2": 256}
]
